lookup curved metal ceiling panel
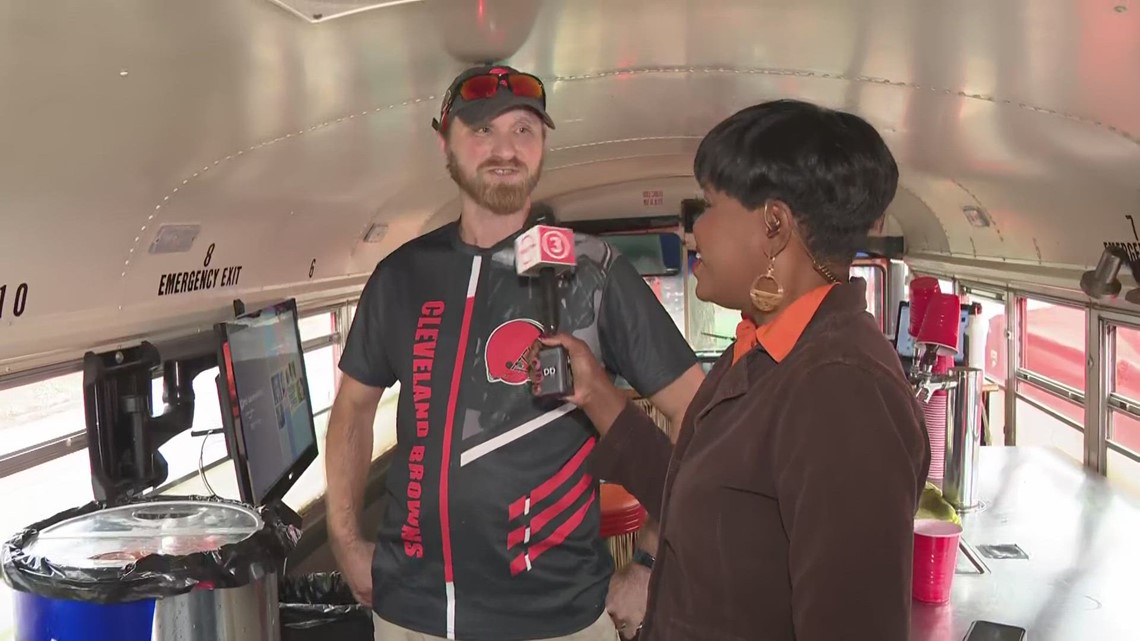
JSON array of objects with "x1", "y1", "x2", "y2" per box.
[{"x1": 0, "y1": 0, "x2": 1138, "y2": 373}]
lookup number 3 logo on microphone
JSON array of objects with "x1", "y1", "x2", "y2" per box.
[{"x1": 541, "y1": 230, "x2": 570, "y2": 261}]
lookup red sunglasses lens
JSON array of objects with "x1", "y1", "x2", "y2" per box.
[
  {"x1": 458, "y1": 75, "x2": 500, "y2": 100},
  {"x1": 508, "y1": 74, "x2": 544, "y2": 99},
  {"x1": 457, "y1": 73, "x2": 545, "y2": 102}
]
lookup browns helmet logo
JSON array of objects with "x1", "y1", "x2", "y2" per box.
[{"x1": 485, "y1": 319, "x2": 543, "y2": 385}]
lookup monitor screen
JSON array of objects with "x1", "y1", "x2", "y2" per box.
[
  {"x1": 605, "y1": 233, "x2": 682, "y2": 276},
  {"x1": 894, "y1": 300, "x2": 969, "y2": 365},
  {"x1": 215, "y1": 299, "x2": 317, "y2": 507}
]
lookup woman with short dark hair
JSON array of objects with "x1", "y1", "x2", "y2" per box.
[{"x1": 539, "y1": 99, "x2": 929, "y2": 641}]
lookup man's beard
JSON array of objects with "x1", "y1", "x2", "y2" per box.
[{"x1": 447, "y1": 150, "x2": 543, "y2": 215}]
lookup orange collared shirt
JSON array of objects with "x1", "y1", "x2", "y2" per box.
[{"x1": 733, "y1": 283, "x2": 838, "y2": 365}]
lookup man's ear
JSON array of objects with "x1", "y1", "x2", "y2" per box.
[{"x1": 436, "y1": 131, "x2": 447, "y2": 154}]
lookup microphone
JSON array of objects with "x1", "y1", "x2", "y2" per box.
[{"x1": 515, "y1": 206, "x2": 576, "y2": 397}]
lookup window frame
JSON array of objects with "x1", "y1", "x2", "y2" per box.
[
  {"x1": 864, "y1": 269, "x2": 1138, "y2": 485},
  {"x1": 0, "y1": 301, "x2": 354, "y2": 485},
  {"x1": 1102, "y1": 316, "x2": 1140, "y2": 465}
]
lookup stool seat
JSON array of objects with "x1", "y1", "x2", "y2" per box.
[{"x1": 599, "y1": 482, "x2": 647, "y2": 538}]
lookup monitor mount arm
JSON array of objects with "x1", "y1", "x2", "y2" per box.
[{"x1": 84, "y1": 334, "x2": 218, "y2": 503}]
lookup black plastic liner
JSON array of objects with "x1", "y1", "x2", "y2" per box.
[
  {"x1": 279, "y1": 571, "x2": 373, "y2": 640},
  {"x1": 0, "y1": 494, "x2": 301, "y2": 604}
]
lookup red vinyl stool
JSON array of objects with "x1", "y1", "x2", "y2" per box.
[{"x1": 600, "y1": 482, "x2": 647, "y2": 570}]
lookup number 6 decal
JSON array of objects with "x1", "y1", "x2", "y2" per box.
[{"x1": 309, "y1": 259, "x2": 316, "y2": 278}]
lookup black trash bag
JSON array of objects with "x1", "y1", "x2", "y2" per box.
[
  {"x1": 0, "y1": 494, "x2": 301, "y2": 604},
  {"x1": 279, "y1": 571, "x2": 373, "y2": 640}
]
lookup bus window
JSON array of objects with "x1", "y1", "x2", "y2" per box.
[
  {"x1": 644, "y1": 275, "x2": 686, "y2": 337},
  {"x1": 685, "y1": 256, "x2": 737, "y2": 353},
  {"x1": 1108, "y1": 324, "x2": 1140, "y2": 495},
  {"x1": 850, "y1": 264, "x2": 885, "y2": 329},
  {"x1": 1020, "y1": 298, "x2": 1086, "y2": 392},
  {"x1": 1015, "y1": 296, "x2": 1086, "y2": 461},
  {"x1": 966, "y1": 290, "x2": 1008, "y2": 441}
]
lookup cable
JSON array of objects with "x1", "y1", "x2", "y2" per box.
[{"x1": 197, "y1": 429, "x2": 218, "y2": 498}]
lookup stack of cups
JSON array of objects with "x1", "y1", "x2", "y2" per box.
[
  {"x1": 912, "y1": 519, "x2": 963, "y2": 604},
  {"x1": 922, "y1": 392, "x2": 948, "y2": 486},
  {"x1": 917, "y1": 294, "x2": 962, "y2": 488},
  {"x1": 923, "y1": 353, "x2": 956, "y2": 486}
]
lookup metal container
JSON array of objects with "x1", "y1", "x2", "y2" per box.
[
  {"x1": 12, "y1": 499, "x2": 279, "y2": 641},
  {"x1": 943, "y1": 367, "x2": 984, "y2": 511}
]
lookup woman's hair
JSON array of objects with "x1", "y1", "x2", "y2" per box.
[{"x1": 693, "y1": 99, "x2": 899, "y2": 266}]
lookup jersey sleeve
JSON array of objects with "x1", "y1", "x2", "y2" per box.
[
  {"x1": 338, "y1": 264, "x2": 398, "y2": 389},
  {"x1": 597, "y1": 252, "x2": 698, "y2": 398}
]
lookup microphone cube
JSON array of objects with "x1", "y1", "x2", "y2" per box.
[
  {"x1": 515, "y1": 225, "x2": 576, "y2": 276},
  {"x1": 534, "y1": 345, "x2": 574, "y2": 398}
]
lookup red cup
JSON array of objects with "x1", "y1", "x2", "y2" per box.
[
  {"x1": 933, "y1": 353, "x2": 955, "y2": 374},
  {"x1": 912, "y1": 519, "x2": 962, "y2": 604},
  {"x1": 916, "y1": 293, "x2": 961, "y2": 354},
  {"x1": 908, "y1": 277, "x2": 942, "y2": 337}
]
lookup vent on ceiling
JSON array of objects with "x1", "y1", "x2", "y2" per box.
[
  {"x1": 148, "y1": 224, "x2": 200, "y2": 254},
  {"x1": 962, "y1": 206, "x2": 992, "y2": 228},
  {"x1": 363, "y1": 222, "x2": 388, "y2": 243},
  {"x1": 265, "y1": 0, "x2": 421, "y2": 23}
]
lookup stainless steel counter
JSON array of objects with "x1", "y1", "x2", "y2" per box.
[{"x1": 911, "y1": 446, "x2": 1140, "y2": 640}]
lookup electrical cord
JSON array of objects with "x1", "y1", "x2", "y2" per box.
[{"x1": 196, "y1": 429, "x2": 219, "y2": 498}]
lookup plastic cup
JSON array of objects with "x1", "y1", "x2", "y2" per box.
[
  {"x1": 933, "y1": 353, "x2": 955, "y2": 374},
  {"x1": 908, "y1": 277, "x2": 942, "y2": 337},
  {"x1": 912, "y1": 518, "x2": 962, "y2": 604},
  {"x1": 916, "y1": 293, "x2": 962, "y2": 354}
]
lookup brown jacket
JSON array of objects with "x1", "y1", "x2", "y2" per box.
[{"x1": 591, "y1": 280, "x2": 929, "y2": 641}]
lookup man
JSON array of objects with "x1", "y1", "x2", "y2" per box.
[{"x1": 324, "y1": 64, "x2": 704, "y2": 641}]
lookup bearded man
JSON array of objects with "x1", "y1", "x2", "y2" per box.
[{"x1": 325, "y1": 64, "x2": 703, "y2": 641}]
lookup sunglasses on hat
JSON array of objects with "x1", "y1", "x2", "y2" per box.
[{"x1": 433, "y1": 70, "x2": 546, "y2": 132}]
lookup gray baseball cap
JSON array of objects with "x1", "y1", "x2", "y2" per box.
[{"x1": 432, "y1": 64, "x2": 555, "y2": 132}]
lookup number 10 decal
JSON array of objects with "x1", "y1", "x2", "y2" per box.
[{"x1": 0, "y1": 283, "x2": 30, "y2": 319}]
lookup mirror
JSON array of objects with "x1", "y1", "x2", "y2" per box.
[{"x1": 604, "y1": 232, "x2": 683, "y2": 277}]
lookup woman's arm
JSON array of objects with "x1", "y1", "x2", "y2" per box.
[
  {"x1": 587, "y1": 399, "x2": 674, "y2": 521},
  {"x1": 773, "y1": 362, "x2": 926, "y2": 641},
  {"x1": 535, "y1": 333, "x2": 677, "y2": 521}
]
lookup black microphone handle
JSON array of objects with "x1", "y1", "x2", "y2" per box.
[{"x1": 539, "y1": 267, "x2": 559, "y2": 335}]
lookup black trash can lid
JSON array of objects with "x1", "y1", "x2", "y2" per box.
[
  {"x1": 26, "y1": 500, "x2": 262, "y2": 570},
  {"x1": 1, "y1": 495, "x2": 300, "y2": 604}
]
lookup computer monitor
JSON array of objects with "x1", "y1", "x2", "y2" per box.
[
  {"x1": 215, "y1": 299, "x2": 317, "y2": 507},
  {"x1": 605, "y1": 233, "x2": 682, "y2": 276},
  {"x1": 893, "y1": 300, "x2": 970, "y2": 365}
]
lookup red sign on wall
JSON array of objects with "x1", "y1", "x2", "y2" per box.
[{"x1": 642, "y1": 190, "x2": 663, "y2": 207}]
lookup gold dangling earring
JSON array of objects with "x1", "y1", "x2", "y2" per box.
[{"x1": 749, "y1": 253, "x2": 785, "y2": 313}]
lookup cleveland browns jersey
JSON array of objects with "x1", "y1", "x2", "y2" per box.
[{"x1": 339, "y1": 220, "x2": 697, "y2": 641}]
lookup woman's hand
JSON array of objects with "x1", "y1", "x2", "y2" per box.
[{"x1": 533, "y1": 333, "x2": 628, "y2": 436}]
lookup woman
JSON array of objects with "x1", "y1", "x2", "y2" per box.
[{"x1": 538, "y1": 99, "x2": 929, "y2": 641}]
